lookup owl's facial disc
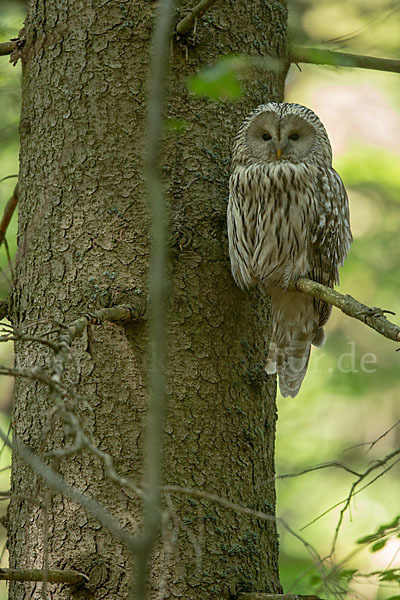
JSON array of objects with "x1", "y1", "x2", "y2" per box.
[
  {"x1": 246, "y1": 112, "x2": 317, "y2": 162},
  {"x1": 279, "y1": 115, "x2": 317, "y2": 160}
]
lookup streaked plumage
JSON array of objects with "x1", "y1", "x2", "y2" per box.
[{"x1": 228, "y1": 103, "x2": 352, "y2": 397}]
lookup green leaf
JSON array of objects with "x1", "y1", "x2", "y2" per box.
[
  {"x1": 165, "y1": 118, "x2": 188, "y2": 133},
  {"x1": 387, "y1": 516, "x2": 400, "y2": 529},
  {"x1": 377, "y1": 516, "x2": 400, "y2": 533},
  {"x1": 379, "y1": 571, "x2": 400, "y2": 582},
  {"x1": 371, "y1": 539, "x2": 387, "y2": 552},
  {"x1": 309, "y1": 573, "x2": 322, "y2": 585},
  {"x1": 357, "y1": 534, "x2": 379, "y2": 544},
  {"x1": 338, "y1": 569, "x2": 358, "y2": 580},
  {"x1": 188, "y1": 56, "x2": 249, "y2": 101},
  {"x1": 384, "y1": 596, "x2": 400, "y2": 600}
]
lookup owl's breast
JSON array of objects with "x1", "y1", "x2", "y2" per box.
[
  {"x1": 250, "y1": 162, "x2": 320, "y2": 287},
  {"x1": 228, "y1": 162, "x2": 320, "y2": 290}
]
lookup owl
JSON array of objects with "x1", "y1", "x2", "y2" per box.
[{"x1": 227, "y1": 103, "x2": 352, "y2": 397}]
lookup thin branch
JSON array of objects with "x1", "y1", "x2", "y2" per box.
[
  {"x1": 0, "y1": 310, "x2": 145, "y2": 496},
  {"x1": 48, "y1": 408, "x2": 143, "y2": 499},
  {"x1": 345, "y1": 418, "x2": 400, "y2": 453},
  {"x1": 294, "y1": 277, "x2": 400, "y2": 343},
  {"x1": 0, "y1": 568, "x2": 88, "y2": 585},
  {"x1": 277, "y1": 461, "x2": 362, "y2": 480},
  {"x1": 0, "y1": 427, "x2": 140, "y2": 554},
  {"x1": 4, "y1": 238, "x2": 14, "y2": 284},
  {"x1": 51, "y1": 304, "x2": 143, "y2": 387},
  {"x1": 57, "y1": 304, "x2": 142, "y2": 351},
  {"x1": 298, "y1": 448, "x2": 400, "y2": 554},
  {"x1": 163, "y1": 485, "x2": 326, "y2": 571},
  {"x1": 0, "y1": 331, "x2": 59, "y2": 350},
  {"x1": 0, "y1": 365, "x2": 66, "y2": 392},
  {"x1": 176, "y1": 0, "x2": 218, "y2": 35},
  {"x1": 137, "y1": 0, "x2": 175, "y2": 594},
  {"x1": 0, "y1": 185, "x2": 18, "y2": 247},
  {"x1": 0, "y1": 42, "x2": 16, "y2": 57},
  {"x1": 329, "y1": 449, "x2": 400, "y2": 555},
  {"x1": 165, "y1": 486, "x2": 349, "y2": 598},
  {"x1": 290, "y1": 46, "x2": 400, "y2": 74}
]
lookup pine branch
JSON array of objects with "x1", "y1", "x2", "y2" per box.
[
  {"x1": 176, "y1": 0, "x2": 218, "y2": 35},
  {"x1": 294, "y1": 277, "x2": 400, "y2": 343},
  {"x1": 290, "y1": 46, "x2": 400, "y2": 74},
  {"x1": 0, "y1": 568, "x2": 88, "y2": 585}
]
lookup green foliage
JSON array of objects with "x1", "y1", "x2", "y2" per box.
[
  {"x1": 357, "y1": 516, "x2": 400, "y2": 553},
  {"x1": 165, "y1": 117, "x2": 188, "y2": 133},
  {"x1": 188, "y1": 56, "x2": 249, "y2": 101},
  {"x1": 274, "y1": 3, "x2": 400, "y2": 599}
]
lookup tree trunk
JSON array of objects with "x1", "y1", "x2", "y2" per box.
[{"x1": 8, "y1": 1, "x2": 288, "y2": 598}]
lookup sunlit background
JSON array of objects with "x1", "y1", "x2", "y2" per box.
[
  {"x1": 278, "y1": 1, "x2": 400, "y2": 598},
  {"x1": 0, "y1": 1, "x2": 399, "y2": 599}
]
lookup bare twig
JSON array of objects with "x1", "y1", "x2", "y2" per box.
[
  {"x1": 345, "y1": 418, "x2": 400, "y2": 453},
  {"x1": 165, "y1": 486, "x2": 350, "y2": 598},
  {"x1": 48, "y1": 307, "x2": 145, "y2": 497},
  {"x1": 0, "y1": 427, "x2": 140, "y2": 554},
  {"x1": 0, "y1": 308, "x2": 145, "y2": 496},
  {"x1": 0, "y1": 331, "x2": 59, "y2": 350},
  {"x1": 0, "y1": 365, "x2": 67, "y2": 392},
  {"x1": 137, "y1": 0, "x2": 175, "y2": 595},
  {"x1": 3, "y1": 239, "x2": 14, "y2": 284},
  {"x1": 330, "y1": 448, "x2": 400, "y2": 555},
  {"x1": 176, "y1": 0, "x2": 218, "y2": 36},
  {"x1": 163, "y1": 485, "x2": 325, "y2": 570},
  {"x1": 290, "y1": 46, "x2": 400, "y2": 74},
  {"x1": 294, "y1": 277, "x2": 400, "y2": 343},
  {"x1": 9, "y1": 28, "x2": 26, "y2": 66},
  {"x1": 0, "y1": 185, "x2": 18, "y2": 248},
  {"x1": 48, "y1": 409, "x2": 143, "y2": 499},
  {"x1": 297, "y1": 447, "x2": 400, "y2": 557},
  {"x1": 277, "y1": 461, "x2": 362, "y2": 480},
  {"x1": 0, "y1": 42, "x2": 16, "y2": 56},
  {"x1": 0, "y1": 568, "x2": 88, "y2": 585},
  {"x1": 51, "y1": 304, "x2": 142, "y2": 387}
]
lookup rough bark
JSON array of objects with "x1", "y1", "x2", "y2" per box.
[{"x1": 8, "y1": 0, "x2": 288, "y2": 598}]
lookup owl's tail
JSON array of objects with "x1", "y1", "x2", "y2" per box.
[{"x1": 266, "y1": 290, "x2": 324, "y2": 398}]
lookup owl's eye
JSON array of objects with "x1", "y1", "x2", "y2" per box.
[
  {"x1": 262, "y1": 133, "x2": 272, "y2": 141},
  {"x1": 289, "y1": 133, "x2": 299, "y2": 141}
]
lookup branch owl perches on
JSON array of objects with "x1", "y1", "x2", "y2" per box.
[{"x1": 227, "y1": 103, "x2": 352, "y2": 397}]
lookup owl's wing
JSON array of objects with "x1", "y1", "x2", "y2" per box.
[
  {"x1": 227, "y1": 167, "x2": 258, "y2": 290},
  {"x1": 309, "y1": 167, "x2": 352, "y2": 327}
]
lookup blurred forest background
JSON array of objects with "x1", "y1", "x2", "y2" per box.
[{"x1": 0, "y1": 1, "x2": 399, "y2": 599}]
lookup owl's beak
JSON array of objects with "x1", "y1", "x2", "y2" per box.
[{"x1": 276, "y1": 148, "x2": 282, "y2": 159}]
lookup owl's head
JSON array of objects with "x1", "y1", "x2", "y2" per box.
[{"x1": 232, "y1": 103, "x2": 332, "y2": 167}]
